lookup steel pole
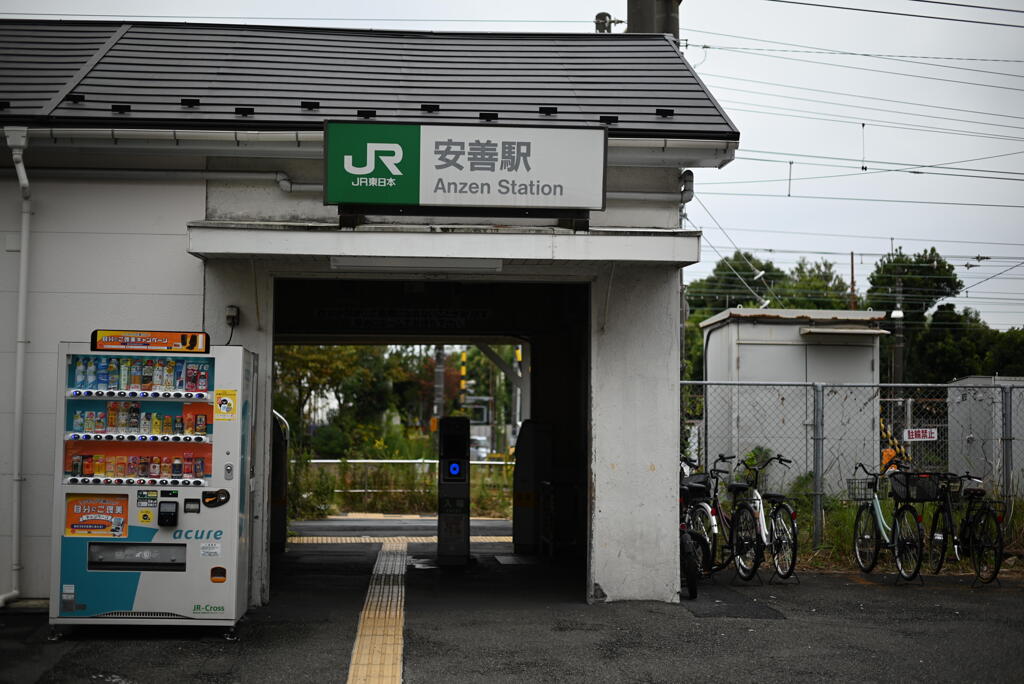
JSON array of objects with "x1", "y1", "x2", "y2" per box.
[
  {"x1": 1002, "y1": 385, "x2": 1014, "y2": 498},
  {"x1": 813, "y1": 383, "x2": 824, "y2": 548}
]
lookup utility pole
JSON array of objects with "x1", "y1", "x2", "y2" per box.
[
  {"x1": 625, "y1": 0, "x2": 682, "y2": 38},
  {"x1": 849, "y1": 251, "x2": 857, "y2": 310},
  {"x1": 893, "y1": 279, "x2": 904, "y2": 384},
  {"x1": 433, "y1": 344, "x2": 445, "y2": 428}
]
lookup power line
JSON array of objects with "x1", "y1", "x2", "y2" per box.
[
  {"x1": 693, "y1": 231, "x2": 772, "y2": 304},
  {"x1": 760, "y1": 0, "x2": 1024, "y2": 29},
  {"x1": 709, "y1": 44, "x2": 1024, "y2": 83},
  {"x1": 709, "y1": 85, "x2": 1024, "y2": 132},
  {"x1": 699, "y1": 192, "x2": 1024, "y2": 209},
  {"x1": 961, "y1": 260, "x2": 1024, "y2": 292},
  {"x1": 733, "y1": 153, "x2": 1024, "y2": 178},
  {"x1": 701, "y1": 47, "x2": 1024, "y2": 93},
  {"x1": 723, "y1": 105, "x2": 1024, "y2": 142},
  {"x1": 738, "y1": 147, "x2": 1024, "y2": 171},
  {"x1": 688, "y1": 42, "x2": 1024, "y2": 63},
  {"x1": 721, "y1": 160, "x2": 1024, "y2": 184},
  {"x1": 721, "y1": 97, "x2": 1024, "y2": 138},
  {"x1": 692, "y1": 200, "x2": 784, "y2": 304},
  {"x1": 701, "y1": 72, "x2": 1024, "y2": 122},
  {"x1": 685, "y1": 27, "x2": 1024, "y2": 68},
  {"x1": 905, "y1": 1, "x2": 1024, "y2": 15},
  {"x1": 686, "y1": 224, "x2": 1024, "y2": 248}
]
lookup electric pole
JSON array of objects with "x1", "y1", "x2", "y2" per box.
[
  {"x1": 849, "y1": 251, "x2": 857, "y2": 310},
  {"x1": 893, "y1": 279, "x2": 904, "y2": 384}
]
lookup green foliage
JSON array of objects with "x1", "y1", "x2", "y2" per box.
[
  {"x1": 683, "y1": 246, "x2": 1023, "y2": 383},
  {"x1": 866, "y1": 247, "x2": 963, "y2": 317},
  {"x1": 907, "y1": 304, "x2": 996, "y2": 383},
  {"x1": 686, "y1": 250, "x2": 785, "y2": 313},
  {"x1": 778, "y1": 257, "x2": 849, "y2": 309},
  {"x1": 287, "y1": 448, "x2": 338, "y2": 520},
  {"x1": 984, "y1": 328, "x2": 1024, "y2": 376}
]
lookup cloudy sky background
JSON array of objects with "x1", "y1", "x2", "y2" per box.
[{"x1": 3, "y1": 0, "x2": 1022, "y2": 330}]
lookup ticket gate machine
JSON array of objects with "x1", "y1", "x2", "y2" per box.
[{"x1": 437, "y1": 417, "x2": 470, "y2": 566}]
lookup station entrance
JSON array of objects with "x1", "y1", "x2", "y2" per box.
[{"x1": 269, "y1": 277, "x2": 592, "y2": 594}]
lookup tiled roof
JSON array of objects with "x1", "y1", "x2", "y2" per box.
[{"x1": 0, "y1": 20, "x2": 739, "y2": 140}]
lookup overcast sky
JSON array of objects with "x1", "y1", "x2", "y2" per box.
[{"x1": 3, "y1": 0, "x2": 1022, "y2": 331}]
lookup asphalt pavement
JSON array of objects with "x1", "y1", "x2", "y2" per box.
[{"x1": 2, "y1": 516, "x2": 1023, "y2": 683}]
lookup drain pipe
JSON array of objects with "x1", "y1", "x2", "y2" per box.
[{"x1": 1, "y1": 126, "x2": 30, "y2": 608}]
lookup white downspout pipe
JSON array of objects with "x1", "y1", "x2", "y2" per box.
[{"x1": 1, "y1": 126, "x2": 30, "y2": 607}]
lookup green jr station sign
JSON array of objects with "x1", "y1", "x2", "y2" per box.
[{"x1": 324, "y1": 121, "x2": 606, "y2": 211}]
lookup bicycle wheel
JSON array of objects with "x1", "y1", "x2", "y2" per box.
[
  {"x1": 769, "y1": 502, "x2": 798, "y2": 579},
  {"x1": 853, "y1": 503, "x2": 880, "y2": 573},
  {"x1": 927, "y1": 507, "x2": 949, "y2": 575},
  {"x1": 691, "y1": 530, "x2": 712, "y2": 578},
  {"x1": 680, "y1": 531, "x2": 700, "y2": 600},
  {"x1": 971, "y1": 506, "x2": 1003, "y2": 584},
  {"x1": 893, "y1": 504, "x2": 923, "y2": 581},
  {"x1": 711, "y1": 506, "x2": 733, "y2": 571},
  {"x1": 732, "y1": 503, "x2": 760, "y2": 581}
]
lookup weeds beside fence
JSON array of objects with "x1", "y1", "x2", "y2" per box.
[{"x1": 288, "y1": 451, "x2": 514, "y2": 520}]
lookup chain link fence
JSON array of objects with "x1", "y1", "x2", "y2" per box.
[{"x1": 682, "y1": 381, "x2": 1022, "y2": 545}]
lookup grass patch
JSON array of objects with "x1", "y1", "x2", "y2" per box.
[{"x1": 288, "y1": 449, "x2": 514, "y2": 520}]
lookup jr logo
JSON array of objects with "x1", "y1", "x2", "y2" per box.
[{"x1": 343, "y1": 143, "x2": 404, "y2": 176}]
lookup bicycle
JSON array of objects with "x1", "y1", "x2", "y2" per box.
[
  {"x1": 926, "y1": 472, "x2": 1004, "y2": 584},
  {"x1": 685, "y1": 454, "x2": 737, "y2": 573},
  {"x1": 728, "y1": 455, "x2": 799, "y2": 581},
  {"x1": 849, "y1": 462, "x2": 926, "y2": 582},
  {"x1": 679, "y1": 456, "x2": 714, "y2": 599}
]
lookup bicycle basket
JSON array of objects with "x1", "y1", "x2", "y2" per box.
[
  {"x1": 889, "y1": 471, "x2": 940, "y2": 502},
  {"x1": 846, "y1": 478, "x2": 876, "y2": 501}
]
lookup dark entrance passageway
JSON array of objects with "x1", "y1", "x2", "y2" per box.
[{"x1": 271, "y1": 278, "x2": 592, "y2": 590}]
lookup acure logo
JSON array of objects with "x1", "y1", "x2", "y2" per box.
[{"x1": 344, "y1": 143, "x2": 404, "y2": 176}]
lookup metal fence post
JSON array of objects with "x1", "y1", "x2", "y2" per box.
[
  {"x1": 1002, "y1": 385, "x2": 1013, "y2": 498},
  {"x1": 813, "y1": 383, "x2": 824, "y2": 548}
]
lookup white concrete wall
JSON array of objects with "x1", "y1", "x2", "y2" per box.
[
  {"x1": 202, "y1": 259, "x2": 275, "y2": 606},
  {"x1": 0, "y1": 156, "x2": 692, "y2": 603},
  {"x1": 590, "y1": 264, "x2": 681, "y2": 602},
  {"x1": 204, "y1": 159, "x2": 682, "y2": 230},
  {"x1": 0, "y1": 178, "x2": 206, "y2": 598}
]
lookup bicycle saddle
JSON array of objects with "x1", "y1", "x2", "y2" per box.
[
  {"x1": 726, "y1": 482, "x2": 750, "y2": 495},
  {"x1": 762, "y1": 493, "x2": 786, "y2": 504}
]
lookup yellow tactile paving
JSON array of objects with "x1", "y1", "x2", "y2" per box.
[
  {"x1": 346, "y1": 541, "x2": 408, "y2": 683},
  {"x1": 291, "y1": 535, "x2": 513, "y2": 544},
  {"x1": 319, "y1": 534, "x2": 510, "y2": 682}
]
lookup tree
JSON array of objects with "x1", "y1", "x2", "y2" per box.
[
  {"x1": 686, "y1": 251, "x2": 786, "y2": 313},
  {"x1": 905, "y1": 305, "x2": 995, "y2": 383},
  {"x1": 778, "y1": 258, "x2": 850, "y2": 309},
  {"x1": 984, "y1": 328, "x2": 1024, "y2": 377},
  {"x1": 866, "y1": 248, "x2": 964, "y2": 383}
]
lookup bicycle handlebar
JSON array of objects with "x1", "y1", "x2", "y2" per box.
[
  {"x1": 738, "y1": 454, "x2": 790, "y2": 472},
  {"x1": 853, "y1": 462, "x2": 876, "y2": 477}
]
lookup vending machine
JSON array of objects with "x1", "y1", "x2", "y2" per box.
[{"x1": 49, "y1": 336, "x2": 257, "y2": 635}]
